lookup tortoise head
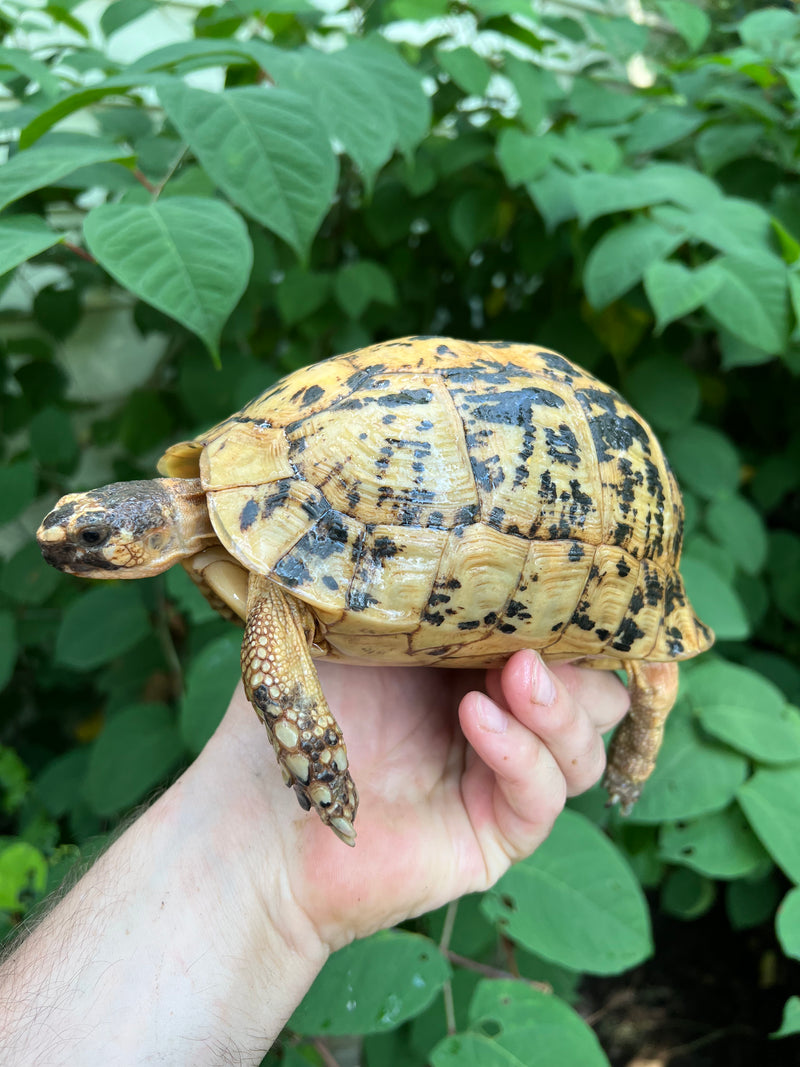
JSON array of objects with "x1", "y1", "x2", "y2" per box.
[{"x1": 36, "y1": 478, "x2": 215, "y2": 579}]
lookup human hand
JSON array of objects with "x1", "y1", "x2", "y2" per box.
[
  {"x1": 0, "y1": 652, "x2": 629, "y2": 1065},
  {"x1": 198, "y1": 650, "x2": 630, "y2": 952}
]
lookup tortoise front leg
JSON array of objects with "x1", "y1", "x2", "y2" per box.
[
  {"x1": 241, "y1": 574, "x2": 358, "y2": 845},
  {"x1": 603, "y1": 660, "x2": 679, "y2": 814}
]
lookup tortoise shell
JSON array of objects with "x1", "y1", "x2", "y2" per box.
[{"x1": 158, "y1": 336, "x2": 712, "y2": 670}]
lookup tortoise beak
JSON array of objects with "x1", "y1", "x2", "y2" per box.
[{"x1": 37, "y1": 524, "x2": 67, "y2": 546}]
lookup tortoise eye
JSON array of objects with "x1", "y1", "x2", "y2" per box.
[{"x1": 79, "y1": 526, "x2": 110, "y2": 547}]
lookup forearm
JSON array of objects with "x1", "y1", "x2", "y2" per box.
[{"x1": 0, "y1": 741, "x2": 328, "y2": 1065}]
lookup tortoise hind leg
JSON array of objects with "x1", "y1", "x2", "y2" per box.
[
  {"x1": 241, "y1": 574, "x2": 358, "y2": 845},
  {"x1": 603, "y1": 660, "x2": 679, "y2": 814}
]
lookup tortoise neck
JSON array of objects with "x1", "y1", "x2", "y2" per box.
[{"x1": 163, "y1": 478, "x2": 217, "y2": 557}]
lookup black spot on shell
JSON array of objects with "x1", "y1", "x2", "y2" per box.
[
  {"x1": 537, "y1": 351, "x2": 577, "y2": 378},
  {"x1": 348, "y1": 589, "x2": 378, "y2": 612},
  {"x1": 506, "y1": 600, "x2": 531, "y2": 620},
  {"x1": 372, "y1": 536, "x2": 398, "y2": 561},
  {"x1": 239, "y1": 498, "x2": 259, "y2": 531},
  {"x1": 301, "y1": 495, "x2": 332, "y2": 522},
  {"x1": 498, "y1": 623, "x2": 516, "y2": 634},
  {"x1": 322, "y1": 575, "x2": 339, "y2": 591},
  {"x1": 262, "y1": 480, "x2": 293, "y2": 518},
  {"x1": 611, "y1": 616, "x2": 646, "y2": 652},
  {"x1": 273, "y1": 555, "x2": 312, "y2": 588},
  {"x1": 378, "y1": 389, "x2": 433, "y2": 407},
  {"x1": 483, "y1": 612, "x2": 498, "y2": 625},
  {"x1": 568, "y1": 543, "x2": 584, "y2": 562},
  {"x1": 345, "y1": 364, "x2": 388, "y2": 391},
  {"x1": 457, "y1": 620, "x2": 480, "y2": 631},
  {"x1": 616, "y1": 557, "x2": 631, "y2": 578},
  {"x1": 488, "y1": 506, "x2": 505, "y2": 529},
  {"x1": 545, "y1": 425, "x2": 581, "y2": 466},
  {"x1": 300, "y1": 384, "x2": 324, "y2": 407},
  {"x1": 572, "y1": 613, "x2": 595, "y2": 631},
  {"x1": 471, "y1": 455, "x2": 505, "y2": 491},
  {"x1": 454, "y1": 504, "x2": 480, "y2": 526}
]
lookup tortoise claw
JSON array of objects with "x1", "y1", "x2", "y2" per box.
[{"x1": 602, "y1": 767, "x2": 641, "y2": 816}]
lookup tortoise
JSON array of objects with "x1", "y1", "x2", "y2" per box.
[{"x1": 37, "y1": 336, "x2": 713, "y2": 845}]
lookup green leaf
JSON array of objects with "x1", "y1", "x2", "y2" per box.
[
  {"x1": 569, "y1": 164, "x2": 720, "y2": 228},
  {"x1": 55, "y1": 584, "x2": 150, "y2": 669},
  {"x1": 158, "y1": 83, "x2": 336, "y2": 258},
  {"x1": 289, "y1": 931, "x2": 449, "y2": 1035},
  {"x1": 0, "y1": 460, "x2": 37, "y2": 523},
  {"x1": 626, "y1": 698, "x2": 749, "y2": 824},
  {"x1": 481, "y1": 809, "x2": 651, "y2": 975},
  {"x1": 584, "y1": 218, "x2": 685, "y2": 310},
  {"x1": 727, "y1": 874, "x2": 783, "y2": 931},
  {"x1": 496, "y1": 129, "x2": 551, "y2": 186},
  {"x1": 643, "y1": 260, "x2": 725, "y2": 333},
  {"x1": 334, "y1": 261, "x2": 397, "y2": 319},
  {"x1": 680, "y1": 556, "x2": 750, "y2": 641},
  {"x1": 1, "y1": 541, "x2": 61, "y2": 607},
  {"x1": 30, "y1": 405, "x2": 78, "y2": 471},
  {"x1": 0, "y1": 612, "x2": 16, "y2": 692},
  {"x1": 687, "y1": 660, "x2": 800, "y2": 764},
  {"x1": 259, "y1": 46, "x2": 397, "y2": 187},
  {"x1": 0, "y1": 841, "x2": 47, "y2": 911},
  {"x1": 431, "y1": 1032, "x2": 525, "y2": 1066},
  {"x1": 768, "y1": 531, "x2": 800, "y2": 626},
  {"x1": 84, "y1": 703, "x2": 183, "y2": 816},
  {"x1": 718, "y1": 330, "x2": 773, "y2": 371},
  {"x1": 0, "y1": 750, "x2": 28, "y2": 822},
  {"x1": 773, "y1": 996, "x2": 800, "y2": 1038},
  {"x1": 695, "y1": 123, "x2": 762, "y2": 174},
  {"x1": 100, "y1": 0, "x2": 153, "y2": 37},
  {"x1": 437, "y1": 47, "x2": 492, "y2": 96},
  {"x1": 655, "y1": 0, "x2": 710, "y2": 51},
  {"x1": 0, "y1": 46, "x2": 61, "y2": 98},
  {"x1": 180, "y1": 633, "x2": 241, "y2": 754},
  {"x1": 739, "y1": 8, "x2": 799, "y2": 50},
  {"x1": 706, "y1": 495, "x2": 768, "y2": 575},
  {"x1": 624, "y1": 356, "x2": 699, "y2": 433},
  {"x1": 0, "y1": 213, "x2": 63, "y2": 275},
  {"x1": 346, "y1": 40, "x2": 431, "y2": 158},
  {"x1": 36, "y1": 748, "x2": 91, "y2": 817},
  {"x1": 704, "y1": 253, "x2": 789, "y2": 355},
  {"x1": 666, "y1": 423, "x2": 740, "y2": 500},
  {"x1": 84, "y1": 197, "x2": 252, "y2": 362},
  {"x1": 504, "y1": 56, "x2": 554, "y2": 132},
  {"x1": 0, "y1": 143, "x2": 129, "y2": 212},
  {"x1": 776, "y1": 888, "x2": 800, "y2": 961},
  {"x1": 527, "y1": 169, "x2": 577, "y2": 231},
  {"x1": 625, "y1": 106, "x2": 704, "y2": 155},
  {"x1": 738, "y1": 765, "x2": 800, "y2": 883},
  {"x1": 659, "y1": 805, "x2": 768, "y2": 879},
  {"x1": 660, "y1": 866, "x2": 715, "y2": 919},
  {"x1": 276, "y1": 267, "x2": 331, "y2": 326},
  {"x1": 431, "y1": 980, "x2": 610, "y2": 1067},
  {"x1": 651, "y1": 199, "x2": 772, "y2": 259}
]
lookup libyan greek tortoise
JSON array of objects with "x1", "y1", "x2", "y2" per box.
[{"x1": 37, "y1": 336, "x2": 713, "y2": 845}]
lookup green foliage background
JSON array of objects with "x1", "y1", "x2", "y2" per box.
[{"x1": 2, "y1": 0, "x2": 800, "y2": 1061}]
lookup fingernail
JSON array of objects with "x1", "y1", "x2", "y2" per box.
[
  {"x1": 531, "y1": 654, "x2": 557, "y2": 707},
  {"x1": 476, "y1": 694, "x2": 509, "y2": 734}
]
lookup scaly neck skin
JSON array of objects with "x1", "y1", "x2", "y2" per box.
[{"x1": 166, "y1": 478, "x2": 218, "y2": 558}]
